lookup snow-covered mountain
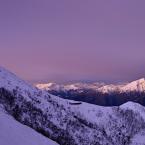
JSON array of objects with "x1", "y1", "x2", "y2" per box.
[
  {"x1": 35, "y1": 79, "x2": 145, "y2": 106},
  {"x1": 1, "y1": 67, "x2": 145, "y2": 145},
  {"x1": 98, "y1": 84, "x2": 124, "y2": 93},
  {"x1": 97, "y1": 78, "x2": 145, "y2": 93},
  {"x1": 36, "y1": 78, "x2": 145, "y2": 93},
  {"x1": 36, "y1": 82, "x2": 105, "y2": 92},
  {"x1": 36, "y1": 83, "x2": 62, "y2": 91},
  {"x1": 121, "y1": 78, "x2": 145, "y2": 92}
]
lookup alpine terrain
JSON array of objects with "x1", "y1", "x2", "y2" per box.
[
  {"x1": 0, "y1": 67, "x2": 145, "y2": 145},
  {"x1": 36, "y1": 79, "x2": 145, "y2": 106}
]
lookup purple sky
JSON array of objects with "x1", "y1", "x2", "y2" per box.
[{"x1": 0, "y1": 0, "x2": 145, "y2": 83}]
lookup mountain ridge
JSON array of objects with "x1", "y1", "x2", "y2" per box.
[
  {"x1": 1, "y1": 67, "x2": 145, "y2": 144},
  {"x1": 36, "y1": 78, "x2": 145, "y2": 93}
]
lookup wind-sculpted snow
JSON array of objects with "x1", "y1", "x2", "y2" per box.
[{"x1": 1, "y1": 67, "x2": 145, "y2": 145}]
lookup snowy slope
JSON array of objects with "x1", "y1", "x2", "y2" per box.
[
  {"x1": 98, "y1": 78, "x2": 145, "y2": 93},
  {"x1": 99, "y1": 78, "x2": 145, "y2": 93},
  {"x1": 1, "y1": 67, "x2": 145, "y2": 145},
  {"x1": 121, "y1": 78, "x2": 145, "y2": 92},
  {"x1": 0, "y1": 106, "x2": 58, "y2": 145},
  {"x1": 130, "y1": 130, "x2": 145, "y2": 145},
  {"x1": 36, "y1": 83, "x2": 62, "y2": 91},
  {"x1": 98, "y1": 84, "x2": 123, "y2": 93}
]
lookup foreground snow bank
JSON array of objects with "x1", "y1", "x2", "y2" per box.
[{"x1": 0, "y1": 107, "x2": 58, "y2": 145}]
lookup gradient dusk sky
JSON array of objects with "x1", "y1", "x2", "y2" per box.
[{"x1": 0, "y1": 0, "x2": 145, "y2": 83}]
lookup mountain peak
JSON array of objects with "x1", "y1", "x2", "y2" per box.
[
  {"x1": 137, "y1": 78, "x2": 145, "y2": 83},
  {"x1": 121, "y1": 78, "x2": 145, "y2": 92},
  {"x1": 36, "y1": 83, "x2": 58, "y2": 91}
]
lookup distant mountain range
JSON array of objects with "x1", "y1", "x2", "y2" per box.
[
  {"x1": 1, "y1": 66, "x2": 145, "y2": 144},
  {"x1": 36, "y1": 78, "x2": 145, "y2": 93},
  {"x1": 36, "y1": 78, "x2": 145, "y2": 106}
]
